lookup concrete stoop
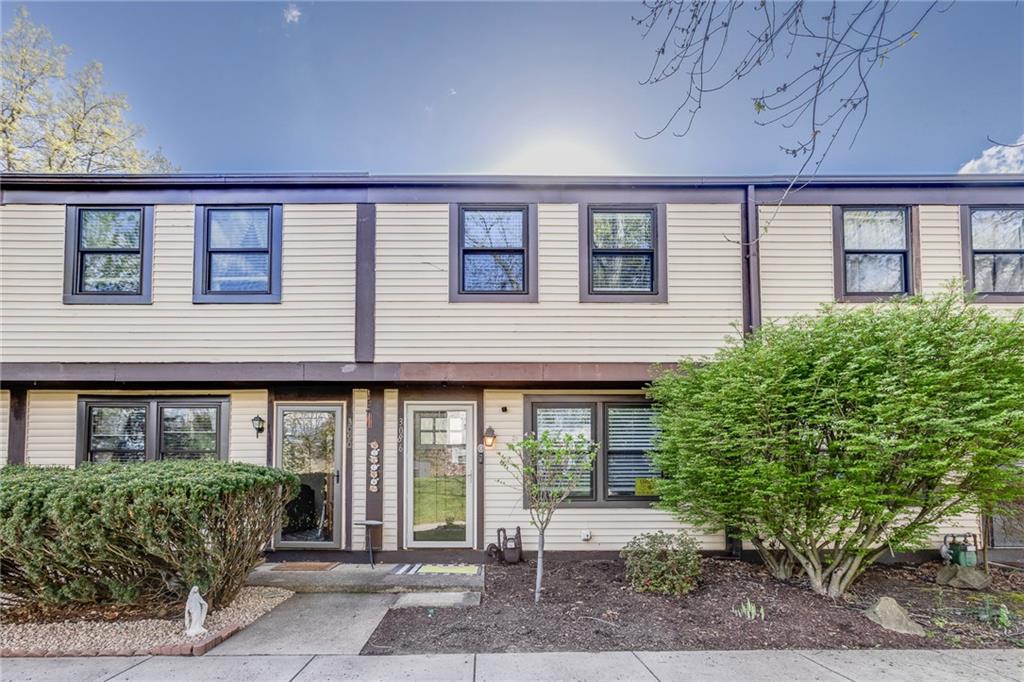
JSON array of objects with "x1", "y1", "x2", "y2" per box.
[{"x1": 246, "y1": 562, "x2": 485, "y2": 594}]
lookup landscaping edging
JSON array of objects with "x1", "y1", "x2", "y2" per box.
[{"x1": 0, "y1": 622, "x2": 243, "y2": 658}]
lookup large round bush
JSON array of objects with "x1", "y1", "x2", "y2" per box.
[{"x1": 0, "y1": 460, "x2": 297, "y2": 611}]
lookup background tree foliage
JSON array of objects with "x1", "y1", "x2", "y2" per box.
[
  {"x1": 649, "y1": 291, "x2": 1024, "y2": 598},
  {"x1": 1, "y1": 7, "x2": 174, "y2": 173}
]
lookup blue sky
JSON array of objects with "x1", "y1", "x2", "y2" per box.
[{"x1": 8, "y1": 1, "x2": 1023, "y2": 175}]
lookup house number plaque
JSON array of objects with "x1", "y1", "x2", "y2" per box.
[{"x1": 368, "y1": 440, "x2": 380, "y2": 493}]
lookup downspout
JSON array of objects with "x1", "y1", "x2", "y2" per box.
[{"x1": 726, "y1": 184, "x2": 762, "y2": 557}]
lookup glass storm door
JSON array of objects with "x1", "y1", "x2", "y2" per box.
[
  {"x1": 275, "y1": 404, "x2": 344, "y2": 549},
  {"x1": 404, "y1": 403, "x2": 475, "y2": 548}
]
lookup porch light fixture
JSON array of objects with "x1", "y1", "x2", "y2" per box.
[
  {"x1": 252, "y1": 414, "x2": 266, "y2": 439},
  {"x1": 483, "y1": 426, "x2": 497, "y2": 448}
]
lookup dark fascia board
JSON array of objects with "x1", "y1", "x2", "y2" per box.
[
  {"x1": 3, "y1": 172, "x2": 1024, "y2": 189},
  {"x1": 3, "y1": 173, "x2": 1022, "y2": 206},
  {"x1": 0, "y1": 361, "x2": 669, "y2": 386}
]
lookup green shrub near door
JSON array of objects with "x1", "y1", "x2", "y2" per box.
[{"x1": 0, "y1": 460, "x2": 297, "y2": 612}]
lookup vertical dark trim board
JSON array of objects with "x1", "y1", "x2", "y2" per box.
[
  {"x1": 355, "y1": 204, "x2": 377, "y2": 362},
  {"x1": 7, "y1": 388, "x2": 26, "y2": 465}
]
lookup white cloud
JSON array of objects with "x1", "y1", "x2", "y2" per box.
[
  {"x1": 449, "y1": 88, "x2": 457, "y2": 96},
  {"x1": 958, "y1": 134, "x2": 1024, "y2": 174},
  {"x1": 283, "y1": 3, "x2": 301, "y2": 24}
]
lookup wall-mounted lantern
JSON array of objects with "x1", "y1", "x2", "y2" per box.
[
  {"x1": 252, "y1": 414, "x2": 266, "y2": 439},
  {"x1": 483, "y1": 426, "x2": 497, "y2": 448}
]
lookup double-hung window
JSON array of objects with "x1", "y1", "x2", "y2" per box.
[
  {"x1": 63, "y1": 206, "x2": 154, "y2": 304},
  {"x1": 450, "y1": 205, "x2": 537, "y2": 302},
  {"x1": 194, "y1": 205, "x2": 283, "y2": 303},
  {"x1": 527, "y1": 396, "x2": 660, "y2": 506},
  {"x1": 964, "y1": 207, "x2": 1024, "y2": 299},
  {"x1": 581, "y1": 206, "x2": 667, "y2": 302},
  {"x1": 77, "y1": 397, "x2": 227, "y2": 465},
  {"x1": 835, "y1": 207, "x2": 913, "y2": 300}
]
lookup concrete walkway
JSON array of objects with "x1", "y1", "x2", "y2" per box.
[
  {"x1": 2, "y1": 649, "x2": 1021, "y2": 682},
  {"x1": 247, "y1": 563, "x2": 484, "y2": 593}
]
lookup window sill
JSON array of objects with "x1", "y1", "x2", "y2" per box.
[
  {"x1": 63, "y1": 294, "x2": 152, "y2": 305},
  {"x1": 193, "y1": 293, "x2": 282, "y2": 304},
  {"x1": 835, "y1": 292, "x2": 911, "y2": 303},
  {"x1": 525, "y1": 498, "x2": 660, "y2": 510},
  {"x1": 969, "y1": 293, "x2": 1024, "y2": 304},
  {"x1": 449, "y1": 291, "x2": 538, "y2": 303},
  {"x1": 579, "y1": 292, "x2": 668, "y2": 304}
]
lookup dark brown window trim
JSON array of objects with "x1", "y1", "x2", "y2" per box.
[
  {"x1": 448, "y1": 204, "x2": 538, "y2": 303},
  {"x1": 74, "y1": 395, "x2": 230, "y2": 466},
  {"x1": 193, "y1": 204, "x2": 283, "y2": 304},
  {"x1": 960, "y1": 205, "x2": 1024, "y2": 303},
  {"x1": 832, "y1": 205, "x2": 915, "y2": 302},
  {"x1": 578, "y1": 204, "x2": 668, "y2": 303},
  {"x1": 522, "y1": 394, "x2": 658, "y2": 509},
  {"x1": 63, "y1": 205, "x2": 154, "y2": 305}
]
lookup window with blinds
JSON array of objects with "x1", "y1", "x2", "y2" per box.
[
  {"x1": 79, "y1": 398, "x2": 227, "y2": 465},
  {"x1": 534, "y1": 405, "x2": 595, "y2": 498},
  {"x1": 606, "y1": 405, "x2": 660, "y2": 498},
  {"x1": 528, "y1": 398, "x2": 661, "y2": 504}
]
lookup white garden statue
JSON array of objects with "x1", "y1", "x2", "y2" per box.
[{"x1": 184, "y1": 586, "x2": 209, "y2": 637}]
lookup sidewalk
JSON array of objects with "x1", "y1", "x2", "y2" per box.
[{"x1": 2, "y1": 649, "x2": 1021, "y2": 682}]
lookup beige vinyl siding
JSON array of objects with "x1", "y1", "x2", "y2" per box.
[
  {"x1": 351, "y1": 389, "x2": 369, "y2": 550},
  {"x1": 24, "y1": 389, "x2": 269, "y2": 467},
  {"x1": 918, "y1": 205, "x2": 963, "y2": 294},
  {"x1": 758, "y1": 205, "x2": 834, "y2": 321},
  {"x1": 0, "y1": 204, "x2": 356, "y2": 362},
  {"x1": 227, "y1": 390, "x2": 270, "y2": 465},
  {"x1": 382, "y1": 389, "x2": 399, "y2": 550},
  {"x1": 482, "y1": 389, "x2": 725, "y2": 552},
  {"x1": 0, "y1": 390, "x2": 9, "y2": 465},
  {"x1": 374, "y1": 204, "x2": 742, "y2": 362}
]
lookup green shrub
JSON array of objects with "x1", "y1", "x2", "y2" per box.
[
  {"x1": 620, "y1": 530, "x2": 702, "y2": 595},
  {"x1": 0, "y1": 460, "x2": 297, "y2": 611}
]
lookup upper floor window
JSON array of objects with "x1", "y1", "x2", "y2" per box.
[
  {"x1": 527, "y1": 396, "x2": 660, "y2": 506},
  {"x1": 450, "y1": 204, "x2": 538, "y2": 302},
  {"x1": 835, "y1": 207, "x2": 912, "y2": 300},
  {"x1": 63, "y1": 206, "x2": 153, "y2": 304},
  {"x1": 193, "y1": 205, "x2": 283, "y2": 303},
  {"x1": 580, "y1": 205, "x2": 667, "y2": 303},
  {"x1": 77, "y1": 397, "x2": 227, "y2": 465},
  {"x1": 964, "y1": 207, "x2": 1024, "y2": 299}
]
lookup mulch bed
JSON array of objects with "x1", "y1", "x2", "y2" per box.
[{"x1": 363, "y1": 558, "x2": 1024, "y2": 654}]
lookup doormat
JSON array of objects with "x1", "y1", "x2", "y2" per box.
[
  {"x1": 391, "y1": 563, "x2": 481, "y2": 576},
  {"x1": 269, "y1": 562, "x2": 339, "y2": 572}
]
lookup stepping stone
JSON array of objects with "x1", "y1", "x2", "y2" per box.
[{"x1": 392, "y1": 591, "x2": 481, "y2": 608}]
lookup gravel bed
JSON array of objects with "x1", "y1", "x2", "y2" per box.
[{"x1": 0, "y1": 586, "x2": 292, "y2": 653}]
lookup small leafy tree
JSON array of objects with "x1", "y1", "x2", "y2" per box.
[
  {"x1": 649, "y1": 291, "x2": 1024, "y2": 598},
  {"x1": 499, "y1": 431, "x2": 597, "y2": 603},
  {"x1": 1, "y1": 7, "x2": 174, "y2": 173}
]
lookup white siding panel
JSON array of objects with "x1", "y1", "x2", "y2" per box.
[
  {"x1": 483, "y1": 389, "x2": 725, "y2": 551},
  {"x1": 382, "y1": 389, "x2": 399, "y2": 550},
  {"x1": 758, "y1": 205, "x2": 834, "y2": 321},
  {"x1": 919, "y1": 205, "x2": 963, "y2": 294},
  {"x1": 0, "y1": 390, "x2": 10, "y2": 465},
  {"x1": 25, "y1": 389, "x2": 269, "y2": 467},
  {"x1": 351, "y1": 389, "x2": 369, "y2": 550},
  {"x1": 0, "y1": 204, "x2": 356, "y2": 362},
  {"x1": 374, "y1": 204, "x2": 742, "y2": 362}
]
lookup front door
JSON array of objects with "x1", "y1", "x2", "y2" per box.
[
  {"x1": 404, "y1": 402, "x2": 476, "y2": 548},
  {"x1": 275, "y1": 403, "x2": 345, "y2": 549}
]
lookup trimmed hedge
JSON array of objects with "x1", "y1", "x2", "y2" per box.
[{"x1": 0, "y1": 460, "x2": 297, "y2": 610}]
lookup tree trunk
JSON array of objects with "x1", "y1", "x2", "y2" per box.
[
  {"x1": 534, "y1": 531, "x2": 545, "y2": 604},
  {"x1": 751, "y1": 539, "x2": 795, "y2": 580}
]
